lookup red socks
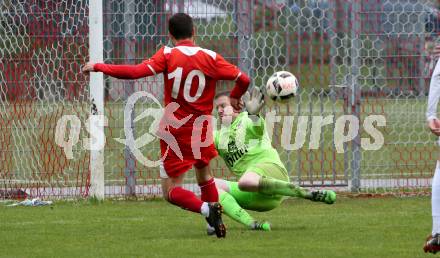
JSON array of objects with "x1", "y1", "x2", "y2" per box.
[
  {"x1": 167, "y1": 179, "x2": 218, "y2": 214},
  {"x1": 168, "y1": 187, "x2": 203, "y2": 213},
  {"x1": 198, "y1": 178, "x2": 218, "y2": 202}
]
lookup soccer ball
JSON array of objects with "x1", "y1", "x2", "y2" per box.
[{"x1": 265, "y1": 71, "x2": 299, "y2": 101}]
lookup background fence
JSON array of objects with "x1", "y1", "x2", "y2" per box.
[{"x1": 1, "y1": 0, "x2": 439, "y2": 199}]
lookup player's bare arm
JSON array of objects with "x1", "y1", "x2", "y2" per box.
[{"x1": 428, "y1": 119, "x2": 440, "y2": 137}]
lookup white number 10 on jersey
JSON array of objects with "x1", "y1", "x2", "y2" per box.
[{"x1": 168, "y1": 67, "x2": 206, "y2": 102}]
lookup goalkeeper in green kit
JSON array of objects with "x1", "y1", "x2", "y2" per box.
[{"x1": 207, "y1": 87, "x2": 336, "y2": 234}]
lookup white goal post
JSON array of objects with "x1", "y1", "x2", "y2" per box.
[{"x1": 89, "y1": 0, "x2": 105, "y2": 199}]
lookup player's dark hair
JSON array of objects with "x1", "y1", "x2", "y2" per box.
[
  {"x1": 215, "y1": 90, "x2": 231, "y2": 100},
  {"x1": 168, "y1": 13, "x2": 194, "y2": 40}
]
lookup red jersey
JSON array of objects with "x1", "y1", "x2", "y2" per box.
[
  {"x1": 94, "y1": 40, "x2": 250, "y2": 177},
  {"x1": 94, "y1": 40, "x2": 250, "y2": 121}
]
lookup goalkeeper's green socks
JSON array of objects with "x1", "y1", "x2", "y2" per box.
[
  {"x1": 219, "y1": 191, "x2": 254, "y2": 228},
  {"x1": 258, "y1": 176, "x2": 311, "y2": 199}
]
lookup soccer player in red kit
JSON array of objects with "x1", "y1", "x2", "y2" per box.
[{"x1": 83, "y1": 13, "x2": 250, "y2": 238}]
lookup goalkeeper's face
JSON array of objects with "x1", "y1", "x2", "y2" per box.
[{"x1": 215, "y1": 95, "x2": 239, "y2": 124}]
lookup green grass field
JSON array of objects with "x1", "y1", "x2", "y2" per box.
[{"x1": 0, "y1": 196, "x2": 432, "y2": 258}]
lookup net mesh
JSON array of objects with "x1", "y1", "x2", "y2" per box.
[
  {"x1": 0, "y1": 0, "x2": 90, "y2": 198},
  {"x1": 1, "y1": 0, "x2": 438, "y2": 198}
]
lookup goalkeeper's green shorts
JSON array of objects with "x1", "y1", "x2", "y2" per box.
[{"x1": 227, "y1": 162, "x2": 289, "y2": 212}]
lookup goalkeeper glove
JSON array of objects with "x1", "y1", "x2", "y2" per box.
[{"x1": 242, "y1": 87, "x2": 265, "y2": 115}]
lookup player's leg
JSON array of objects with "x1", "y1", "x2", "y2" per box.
[
  {"x1": 213, "y1": 178, "x2": 230, "y2": 193},
  {"x1": 159, "y1": 137, "x2": 215, "y2": 217},
  {"x1": 238, "y1": 163, "x2": 336, "y2": 204},
  {"x1": 194, "y1": 164, "x2": 226, "y2": 238},
  {"x1": 424, "y1": 160, "x2": 440, "y2": 253},
  {"x1": 161, "y1": 169, "x2": 204, "y2": 213},
  {"x1": 159, "y1": 137, "x2": 203, "y2": 211},
  {"x1": 228, "y1": 180, "x2": 282, "y2": 212},
  {"x1": 432, "y1": 161, "x2": 440, "y2": 238},
  {"x1": 195, "y1": 164, "x2": 218, "y2": 202},
  {"x1": 209, "y1": 179, "x2": 269, "y2": 231},
  {"x1": 160, "y1": 160, "x2": 223, "y2": 233},
  {"x1": 239, "y1": 171, "x2": 307, "y2": 198}
]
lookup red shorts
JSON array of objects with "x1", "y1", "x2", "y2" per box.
[{"x1": 158, "y1": 124, "x2": 218, "y2": 178}]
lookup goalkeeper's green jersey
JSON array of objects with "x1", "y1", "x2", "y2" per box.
[{"x1": 213, "y1": 112, "x2": 286, "y2": 177}]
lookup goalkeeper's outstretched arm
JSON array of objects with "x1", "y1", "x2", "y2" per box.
[{"x1": 243, "y1": 87, "x2": 265, "y2": 136}]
